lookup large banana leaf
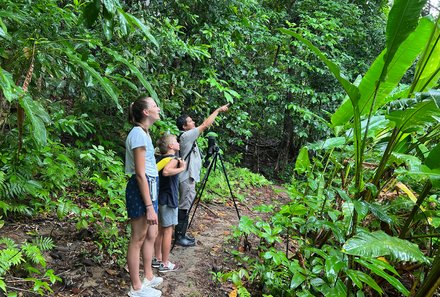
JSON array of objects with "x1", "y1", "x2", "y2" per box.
[
  {"x1": 343, "y1": 230, "x2": 429, "y2": 263},
  {"x1": 412, "y1": 16, "x2": 440, "y2": 93},
  {"x1": 387, "y1": 94, "x2": 440, "y2": 132},
  {"x1": 400, "y1": 165, "x2": 440, "y2": 188},
  {"x1": 382, "y1": 0, "x2": 428, "y2": 79},
  {"x1": 332, "y1": 17, "x2": 434, "y2": 127},
  {"x1": 425, "y1": 143, "x2": 440, "y2": 169}
]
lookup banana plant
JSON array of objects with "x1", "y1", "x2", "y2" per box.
[{"x1": 282, "y1": 0, "x2": 439, "y2": 294}]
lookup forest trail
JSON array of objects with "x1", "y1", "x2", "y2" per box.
[{"x1": 1, "y1": 185, "x2": 289, "y2": 297}]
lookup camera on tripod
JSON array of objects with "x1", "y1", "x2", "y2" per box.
[{"x1": 203, "y1": 135, "x2": 219, "y2": 168}]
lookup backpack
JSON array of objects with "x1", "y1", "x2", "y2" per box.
[{"x1": 156, "y1": 154, "x2": 176, "y2": 171}]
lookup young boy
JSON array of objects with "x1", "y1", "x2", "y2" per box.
[{"x1": 154, "y1": 134, "x2": 186, "y2": 273}]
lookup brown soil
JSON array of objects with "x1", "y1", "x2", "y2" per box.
[{"x1": 1, "y1": 185, "x2": 289, "y2": 297}]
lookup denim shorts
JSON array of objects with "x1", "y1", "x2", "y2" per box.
[{"x1": 125, "y1": 175, "x2": 159, "y2": 219}]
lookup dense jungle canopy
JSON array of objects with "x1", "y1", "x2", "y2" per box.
[{"x1": 1, "y1": 0, "x2": 440, "y2": 296}]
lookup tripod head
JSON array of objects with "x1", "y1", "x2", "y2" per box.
[{"x1": 203, "y1": 135, "x2": 219, "y2": 168}]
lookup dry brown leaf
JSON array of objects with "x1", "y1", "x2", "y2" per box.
[{"x1": 105, "y1": 268, "x2": 118, "y2": 276}]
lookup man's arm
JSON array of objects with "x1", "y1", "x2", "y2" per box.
[{"x1": 198, "y1": 103, "x2": 229, "y2": 133}]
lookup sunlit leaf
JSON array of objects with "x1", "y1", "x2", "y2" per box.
[{"x1": 343, "y1": 230, "x2": 429, "y2": 263}]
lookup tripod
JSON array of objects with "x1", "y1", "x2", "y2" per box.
[{"x1": 186, "y1": 146, "x2": 251, "y2": 250}]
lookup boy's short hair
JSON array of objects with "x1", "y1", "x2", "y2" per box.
[
  {"x1": 176, "y1": 114, "x2": 189, "y2": 131},
  {"x1": 157, "y1": 134, "x2": 177, "y2": 154}
]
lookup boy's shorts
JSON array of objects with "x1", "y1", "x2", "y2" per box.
[
  {"x1": 126, "y1": 175, "x2": 159, "y2": 219},
  {"x1": 158, "y1": 204, "x2": 178, "y2": 227}
]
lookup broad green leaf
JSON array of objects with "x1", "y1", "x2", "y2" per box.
[
  {"x1": 117, "y1": 9, "x2": 159, "y2": 48},
  {"x1": 102, "y1": 0, "x2": 117, "y2": 14},
  {"x1": 387, "y1": 97, "x2": 440, "y2": 132},
  {"x1": 295, "y1": 146, "x2": 310, "y2": 174},
  {"x1": 109, "y1": 74, "x2": 138, "y2": 91},
  {"x1": 0, "y1": 278, "x2": 5, "y2": 292},
  {"x1": 400, "y1": 164, "x2": 440, "y2": 188},
  {"x1": 102, "y1": 18, "x2": 113, "y2": 40},
  {"x1": 103, "y1": 47, "x2": 158, "y2": 102},
  {"x1": 425, "y1": 144, "x2": 440, "y2": 169},
  {"x1": 82, "y1": 0, "x2": 100, "y2": 28},
  {"x1": 332, "y1": 18, "x2": 434, "y2": 126},
  {"x1": 346, "y1": 269, "x2": 383, "y2": 295},
  {"x1": 367, "y1": 202, "x2": 393, "y2": 224},
  {"x1": 325, "y1": 255, "x2": 346, "y2": 284},
  {"x1": 117, "y1": 9, "x2": 128, "y2": 35},
  {"x1": 290, "y1": 273, "x2": 306, "y2": 289},
  {"x1": 65, "y1": 49, "x2": 120, "y2": 111},
  {"x1": 224, "y1": 91, "x2": 233, "y2": 103},
  {"x1": 343, "y1": 230, "x2": 429, "y2": 263},
  {"x1": 0, "y1": 67, "x2": 21, "y2": 102},
  {"x1": 327, "y1": 280, "x2": 346, "y2": 297},
  {"x1": 356, "y1": 258, "x2": 410, "y2": 296},
  {"x1": 412, "y1": 17, "x2": 440, "y2": 93},
  {"x1": 383, "y1": 0, "x2": 427, "y2": 79},
  {"x1": 0, "y1": 18, "x2": 10, "y2": 41},
  {"x1": 19, "y1": 95, "x2": 47, "y2": 147},
  {"x1": 308, "y1": 137, "x2": 346, "y2": 150}
]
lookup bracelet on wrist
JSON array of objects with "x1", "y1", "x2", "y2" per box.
[{"x1": 145, "y1": 204, "x2": 153, "y2": 208}]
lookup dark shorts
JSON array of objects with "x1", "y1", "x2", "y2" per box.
[{"x1": 125, "y1": 175, "x2": 159, "y2": 219}]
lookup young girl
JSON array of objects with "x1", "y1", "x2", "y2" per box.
[{"x1": 125, "y1": 96, "x2": 162, "y2": 297}]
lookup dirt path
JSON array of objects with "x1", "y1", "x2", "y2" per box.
[{"x1": 1, "y1": 185, "x2": 288, "y2": 297}]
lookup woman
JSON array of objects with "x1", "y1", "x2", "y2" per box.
[{"x1": 125, "y1": 96, "x2": 162, "y2": 297}]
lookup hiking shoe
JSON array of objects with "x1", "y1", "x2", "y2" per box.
[
  {"x1": 142, "y1": 276, "x2": 163, "y2": 288},
  {"x1": 158, "y1": 261, "x2": 180, "y2": 273},
  {"x1": 151, "y1": 257, "x2": 161, "y2": 268},
  {"x1": 175, "y1": 236, "x2": 195, "y2": 247},
  {"x1": 128, "y1": 286, "x2": 161, "y2": 297}
]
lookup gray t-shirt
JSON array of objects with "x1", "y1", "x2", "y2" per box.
[
  {"x1": 179, "y1": 128, "x2": 202, "y2": 182},
  {"x1": 125, "y1": 126, "x2": 158, "y2": 177}
]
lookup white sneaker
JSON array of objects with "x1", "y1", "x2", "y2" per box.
[
  {"x1": 159, "y1": 261, "x2": 180, "y2": 273},
  {"x1": 142, "y1": 275, "x2": 163, "y2": 288},
  {"x1": 128, "y1": 286, "x2": 162, "y2": 297}
]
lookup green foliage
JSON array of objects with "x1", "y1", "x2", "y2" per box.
[
  {"x1": 200, "y1": 160, "x2": 271, "y2": 203},
  {"x1": 221, "y1": 0, "x2": 439, "y2": 296},
  {"x1": 0, "y1": 236, "x2": 60, "y2": 296},
  {"x1": 343, "y1": 230, "x2": 430, "y2": 263}
]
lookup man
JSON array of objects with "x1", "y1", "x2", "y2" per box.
[{"x1": 175, "y1": 104, "x2": 229, "y2": 247}]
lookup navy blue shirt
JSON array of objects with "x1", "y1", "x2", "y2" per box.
[{"x1": 157, "y1": 155, "x2": 179, "y2": 208}]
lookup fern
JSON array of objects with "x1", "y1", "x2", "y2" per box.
[
  {"x1": 33, "y1": 237, "x2": 55, "y2": 251},
  {"x1": 22, "y1": 243, "x2": 47, "y2": 268},
  {"x1": 0, "y1": 246, "x2": 23, "y2": 275}
]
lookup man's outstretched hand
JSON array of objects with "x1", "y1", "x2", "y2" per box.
[{"x1": 218, "y1": 103, "x2": 230, "y2": 113}]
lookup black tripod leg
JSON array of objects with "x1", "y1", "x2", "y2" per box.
[
  {"x1": 188, "y1": 153, "x2": 216, "y2": 229},
  {"x1": 218, "y1": 153, "x2": 241, "y2": 220},
  {"x1": 218, "y1": 153, "x2": 251, "y2": 251}
]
